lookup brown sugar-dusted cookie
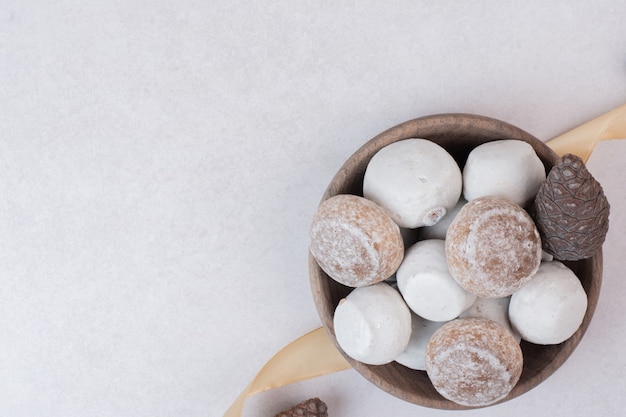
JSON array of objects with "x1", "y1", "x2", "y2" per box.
[
  {"x1": 533, "y1": 153, "x2": 610, "y2": 261},
  {"x1": 309, "y1": 194, "x2": 404, "y2": 287},
  {"x1": 425, "y1": 318, "x2": 523, "y2": 407},
  {"x1": 445, "y1": 196, "x2": 542, "y2": 298}
]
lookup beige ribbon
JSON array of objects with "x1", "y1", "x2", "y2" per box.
[
  {"x1": 223, "y1": 103, "x2": 626, "y2": 417},
  {"x1": 223, "y1": 327, "x2": 351, "y2": 417},
  {"x1": 546, "y1": 103, "x2": 626, "y2": 162}
]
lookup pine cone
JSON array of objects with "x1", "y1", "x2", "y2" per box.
[
  {"x1": 533, "y1": 153, "x2": 610, "y2": 261},
  {"x1": 275, "y1": 398, "x2": 328, "y2": 417}
]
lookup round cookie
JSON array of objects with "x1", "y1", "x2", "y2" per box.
[
  {"x1": 397, "y1": 239, "x2": 476, "y2": 322},
  {"x1": 460, "y1": 296, "x2": 521, "y2": 343},
  {"x1": 509, "y1": 261, "x2": 588, "y2": 345},
  {"x1": 334, "y1": 282, "x2": 412, "y2": 365},
  {"x1": 425, "y1": 317, "x2": 523, "y2": 407},
  {"x1": 363, "y1": 139, "x2": 462, "y2": 228},
  {"x1": 395, "y1": 313, "x2": 445, "y2": 371},
  {"x1": 462, "y1": 139, "x2": 546, "y2": 207},
  {"x1": 445, "y1": 196, "x2": 542, "y2": 298},
  {"x1": 418, "y1": 197, "x2": 467, "y2": 241},
  {"x1": 310, "y1": 194, "x2": 404, "y2": 287}
]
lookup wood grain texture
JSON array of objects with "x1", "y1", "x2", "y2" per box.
[{"x1": 308, "y1": 113, "x2": 602, "y2": 410}]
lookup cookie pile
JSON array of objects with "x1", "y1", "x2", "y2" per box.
[{"x1": 309, "y1": 139, "x2": 609, "y2": 407}]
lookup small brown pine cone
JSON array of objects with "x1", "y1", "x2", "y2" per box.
[
  {"x1": 533, "y1": 153, "x2": 610, "y2": 261},
  {"x1": 274, "y1": 398, "x2": 328, "y2": 417}
]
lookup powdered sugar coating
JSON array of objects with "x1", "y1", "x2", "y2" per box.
[
  {"x1": 418, "y1": 197, "x2": 467, "y2": 240},
  {"x1": 509, "y1": 261, "x2": 588, "y2": 345},
  {"x1": 363, "y1": 139, "x2": 462, "y2": 228},
  {"x1": 460, "y1": 296, "x2": 521, "y2": 343},
  {"x1": 445, "y1": 196, "x2": 542, "y2": 298},
  {"x1": 397, "y1": 239, "x2": 476, "y2": 322},
  {"x1": 334, "y1": 282, "x2": 412, "y2": 365},
  {"x1": 395, "y1": 313, "x2": 445, "y2": 371},
  {"x1": 425, "y1": 317, "x2": 523, "y2": 407},
  {"x1": 310, "y1": 194, "x2": 404, "y2": 287},
  {"x1": 463, "y1": 139, "x2": 547, "y2": 207}
]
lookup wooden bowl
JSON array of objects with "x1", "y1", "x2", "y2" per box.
[{"x1": 308, "y1": 113, "x2": 602, "y2": 409}]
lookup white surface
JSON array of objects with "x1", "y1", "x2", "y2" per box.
[{"x1": 1, "y1": 1, "x2": 625, "y2": 416}]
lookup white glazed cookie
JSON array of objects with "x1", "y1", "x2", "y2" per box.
[
  {"x1": 445, "y1": 196, "x2": 542, "y2": 298},
  {"x1": 333, "y1": 282, "x2": 412, "y2": 365},
  {"x1": 397, "y1": 239, "x2": 476, "y2": 321},
  {"x1": 395, "y1": 313, "x2": 445, "y2": 371},
  {"x1": 310, "y1": 194, "x2": 404, "y2": 287},
  {"x1": 509, "y1": 261, "x2": 588, "y2": 345},
  {"x1": 418, "y1": 197, "x2": 466, "y2": 241},
  {"x1": 426, "y1": 318, "x2": 523, "y2": 407},
  {"x1": 363, "y1": 139, "x2": 462, "y2": 228},
  {"x1": 463, "y1": 139, "x2": 546, "y2": 207},
  {"x1": 460, "y1": 296, "x2": 521, "y2": 343}
]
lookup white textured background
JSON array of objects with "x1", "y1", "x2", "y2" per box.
[{"x1": 1, "y1": 1, "x2": 625, "y2": 416}]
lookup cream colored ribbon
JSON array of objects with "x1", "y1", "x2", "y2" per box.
[
  {"x1": 223, "y1": 103, "x2": 626, "y2": 417},
  {"x1": 223, "y1": 327, "x2": 351, "y2": 417},
  {"x1": 546, "y1": 103, "x2": 626, "y2": 162}
]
